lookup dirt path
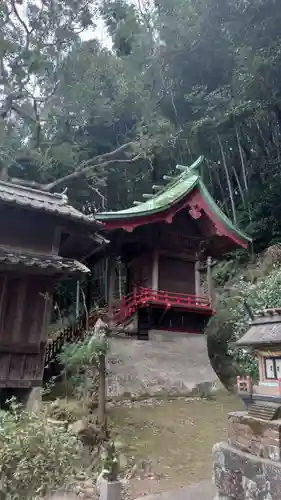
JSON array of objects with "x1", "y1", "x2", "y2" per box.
[
  {"x1": 110, "y1": 391, "x2": 242, "y2": 498},
  {"x1": 133, "y1": 480, "x2": 215, "y2": 500}
]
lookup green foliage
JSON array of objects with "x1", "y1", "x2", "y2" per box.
[
  {"x1": 2, "y1": 0, "x2": 281, "y2": 253},
  {"x1": 0, "y1": 400, "x2": 82, "y2": 500},
  {"x1": 207, "y1": 263, "x2": 281, "y2": 387},
  {"x1": 101, "y1": 441, "x2": 120, "y2": 481},
  {"x1": 57, "y1": 330, "x2": 109, "y2": 405}
]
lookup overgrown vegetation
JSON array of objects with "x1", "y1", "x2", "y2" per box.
[
  {"x1": 1, "y1": 0, "x2": 281, "y2": 254},
  {"x1": 2, "y1": 0, "x2": 281, "y2": 493},
  {"x1": 57, "y1": 319, "x2": 109, "y2": 424},
  {"x1": 207, "y1": 245, "x2": 281, "y2": 388},
  {"x1": 0, "y1": 399, "x2": 82, "y2": 500}
]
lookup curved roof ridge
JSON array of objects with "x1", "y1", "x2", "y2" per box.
[{"x1": 96, "y1": 156, "x2": 251, "y2": 247}]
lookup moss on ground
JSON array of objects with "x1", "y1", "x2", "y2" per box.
[{"x1": 109, "y1": 391, "x2": 242, "y2": 495}]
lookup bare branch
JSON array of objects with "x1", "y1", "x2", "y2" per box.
[
  {"x1": 11, "y1": 102, "x2": 37, "y2": 122},
  {"x1": 41, "y1": 154, "x2": 142, "y2": 191},
  {"x1": 87, "y1": 182, "x2": 107, "y2": 210},
  {"x1": 10, "y1": 0, "x2": 30, "y2": 37},
  {"x1": 0, "y1": 92, "x2": 23, "y2": 118},
  {"x1": 76, "y1": 140, "x2": 137, "y2": 169}
]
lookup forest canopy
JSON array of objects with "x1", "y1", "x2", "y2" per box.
[{"x1": 1, "y1": 0, "x2": 281, "y2": 251}]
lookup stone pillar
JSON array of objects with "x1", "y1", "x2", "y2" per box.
[
  {"x1": 99, "y1": 478, "x2": 121, "y2": 500},
  {"x1": 152, "y1": 250, "x2": 159, "y2": 291},
  {"x1": 25, "y1": 387, "x2": 42, "y2": 413},
  {"x1": 195, "y1": 260, "x2": 201, "y2": 298}
]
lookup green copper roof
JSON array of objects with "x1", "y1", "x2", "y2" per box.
[{"x1": 96, "y1": 156, "x2": 251, "y2": 245}]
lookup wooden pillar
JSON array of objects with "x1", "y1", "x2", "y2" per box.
[
  {"x1": 85, "y1": 264, "x2": 93, "y2": 315},
  {"x1": 207, "y1": 256, "x2": 214, "y2": 305},
  {"x1": 195, "y1": 260, "x2": 201, "y2": 298},
  {"x1": 125, "y1": 264, "x2": 130, "y2": 295},
  {"x1": 152, "y1": 250, "x2": 159, "y2": 290},
  {"x1": 107, "y1": 254, "x2": 116, "y2": 326},
  {"x1": 75, "y1": 280, "x2": 80, "y2": 319}
]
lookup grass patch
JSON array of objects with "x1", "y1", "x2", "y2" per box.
[{"x1": 110, "y1": 391, "x2": 242, "y2": 487}]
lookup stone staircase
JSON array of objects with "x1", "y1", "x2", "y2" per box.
[{"x1": 248, "y1": 401, "x2": 281, "y2": 420}]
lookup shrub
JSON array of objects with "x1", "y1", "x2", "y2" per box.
[
  {"x1": 58, "y1": 324, "x2": 109, "y2": 418},
  {"x1": 207, "y1": 263, "x2": 281, "y2": 387},
  {"x1": 0, "y1": 400, "x2": 83, "y2": 500}
]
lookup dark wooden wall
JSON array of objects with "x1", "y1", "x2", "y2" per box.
[
  {"x1": 158, "y1": 255, "x2": 195, "y2": 294},
  {"x1": 0, "y1": 273, "x2": 54, "y2": 388},
  {"x1": 129, "y1": 254, "x2": 152, "y2": 290},
  {"x1": 0, "y1": 206, "x2": 57, "y2": 254}
]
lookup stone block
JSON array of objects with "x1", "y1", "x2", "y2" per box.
[
  {"x1": 213, "y1": 441, "x2": 281, "y2": 500},
  {"x1": 25, "y1": 387, "x2": 42, "y2": 413},
  {"x1": 228, "y1": 412, "x2": 281, "y2": 461},
  {"x1": 99, "y1": 478, "x2": 121, "y2": 500}
]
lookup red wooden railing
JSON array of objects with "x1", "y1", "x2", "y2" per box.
[
  {"x1": 45, "y1": 287, "x2": 212, "y2": 368},
  {"x1": 113, "y1": 286, "x2": 213, "y2": 325},
  {"x1": 45, "y1": 314, "x2": 87, "y2": 367}
]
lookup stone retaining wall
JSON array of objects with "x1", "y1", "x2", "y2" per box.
[
  {"x1": 213, "y1": 410, "x2": 281, "y2": 499},
  {"x1": 107, "y1": 334, "x2": 219, "y2": 399},
  {"x1": 228, "y1": 411, "x2": 281, "y2": 462},
  {"x1": 213, "y1": 441, "x2": 281, "y2": 499}
]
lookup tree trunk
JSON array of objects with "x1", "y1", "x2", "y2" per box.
[{"x1": 217, "y1": 134, "x2": 237, "y2": 224}]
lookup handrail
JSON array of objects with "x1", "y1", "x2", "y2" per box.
[
  {"x1": 113, "y1": 286, "x2": 212, "y2": 325},
  {"x1": 45, "y1": 313, "x2": 89, "y2": 367},
  {"x1": 139, "y1": 286, "x2": 208, "y2": 300},
  {"x1": 45, "y1": 286, "x2": 212, "y2": 368}
]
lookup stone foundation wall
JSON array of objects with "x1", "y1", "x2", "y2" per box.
[
  {"x1": 213, "y1": 441, "x2": 281, "y2": 500},
  {"x1": 107, "y1": 335, "x2": 220, "y2": 399},
  {"x1": 228, "y1": 411, "x2": 281, "y2": 462},
  {"x1": 213, "y1": 410, "x2": 281, "y2": 499}
]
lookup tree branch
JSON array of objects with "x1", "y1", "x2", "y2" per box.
[
  {"x1": 73, "y1": 140, "x2": 137, "y2": 172},
  {"x1": 0, "y1": 92, "x2": 23, "y2": 118},
  {"x1": 10, "y1": 0, "x2": 30, "y2": 37},
  {"x1": 41, "y1": 154, "x2": 141, "y2": 191}
]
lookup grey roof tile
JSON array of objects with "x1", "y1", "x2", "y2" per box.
[
  {"x1": 0, "y1": 247, "x2": 90, "y2": 275},
  {"x1": 236, "y1": 309, "x2": 281, "y2": 347},
  {"x1": 0, "y1": 181, "x2": 96, "y2": 225}
]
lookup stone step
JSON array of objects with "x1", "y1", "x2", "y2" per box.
[{"x1": 248, "y1": 402, "x2": 281, "y2": 420}]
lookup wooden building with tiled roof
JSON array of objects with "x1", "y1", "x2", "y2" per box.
[
  {"x1": 94, "y1": 156, "x2": 251, "y2": 338},
  {"x1": 0, "y1": 180, "x2": 104, "y2": 406}
]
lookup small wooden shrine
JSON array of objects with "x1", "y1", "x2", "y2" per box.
[
  {"x1": 94, "y1": 156, "x2": 251, "y2": 337},
  {"x1": 213, "y1": 309, "x2": 281, "y2": 500},
  {"x1": 236, "y1": 308, "x2": 281, "y2": 420},
  {"x1": 0, "y1": 180, "x2": 102, "y2": 406}
]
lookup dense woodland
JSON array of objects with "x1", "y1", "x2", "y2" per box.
[{"x1": 1, "y1": 0, "x2": 281, "y2": 253}]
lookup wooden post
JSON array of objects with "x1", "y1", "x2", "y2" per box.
[
  {"x1": 98, "y1": 351, "x2": 106, "y2": 427},
  {"x1": 195, "y1": 260, "x2": 201, "y2": 299},
  {"x1": 207, "y1": 256, "x2": 214, "y2": 305},
  {"x1": 152, "y1": 250, "x2": 159, "y2": 291},
  {"x1": 75, "y1": 280, "x2": 80, "y2": 319},
  {"x1": 85, "y1": 262, "x2": 93, "y2": 317},
  {"x1": 107, "y1": 254, "x2": 116, "y2": 326}
]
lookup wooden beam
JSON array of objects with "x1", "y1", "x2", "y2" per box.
[
  {"x1": 163, "y1": 175, "x2": 175, "y2": 181},
  {"x1": 142, "y1": 193, "x2": 153, "y2": 199},
  {"x1": 152, "y1": 185, "x2": 162, "y2": 191},
  {"x1": 133, "y1": 201, "x2": 142, "y2": 205},
  {"x1": 152, "y1": 250, "x2": 159, "y2": 291},
  {"x1": 195, "y1": 260, "x2": 201, "y2": 297},
  {"x1": 13, "y1": 278, "x2": 27, "y2": 342},
  {"x1": 207, "y1": 256, "x2": 214, "y2": 305},
  {"x1": 176, "y1": 164, "x2": 188, "y2": 171}
]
